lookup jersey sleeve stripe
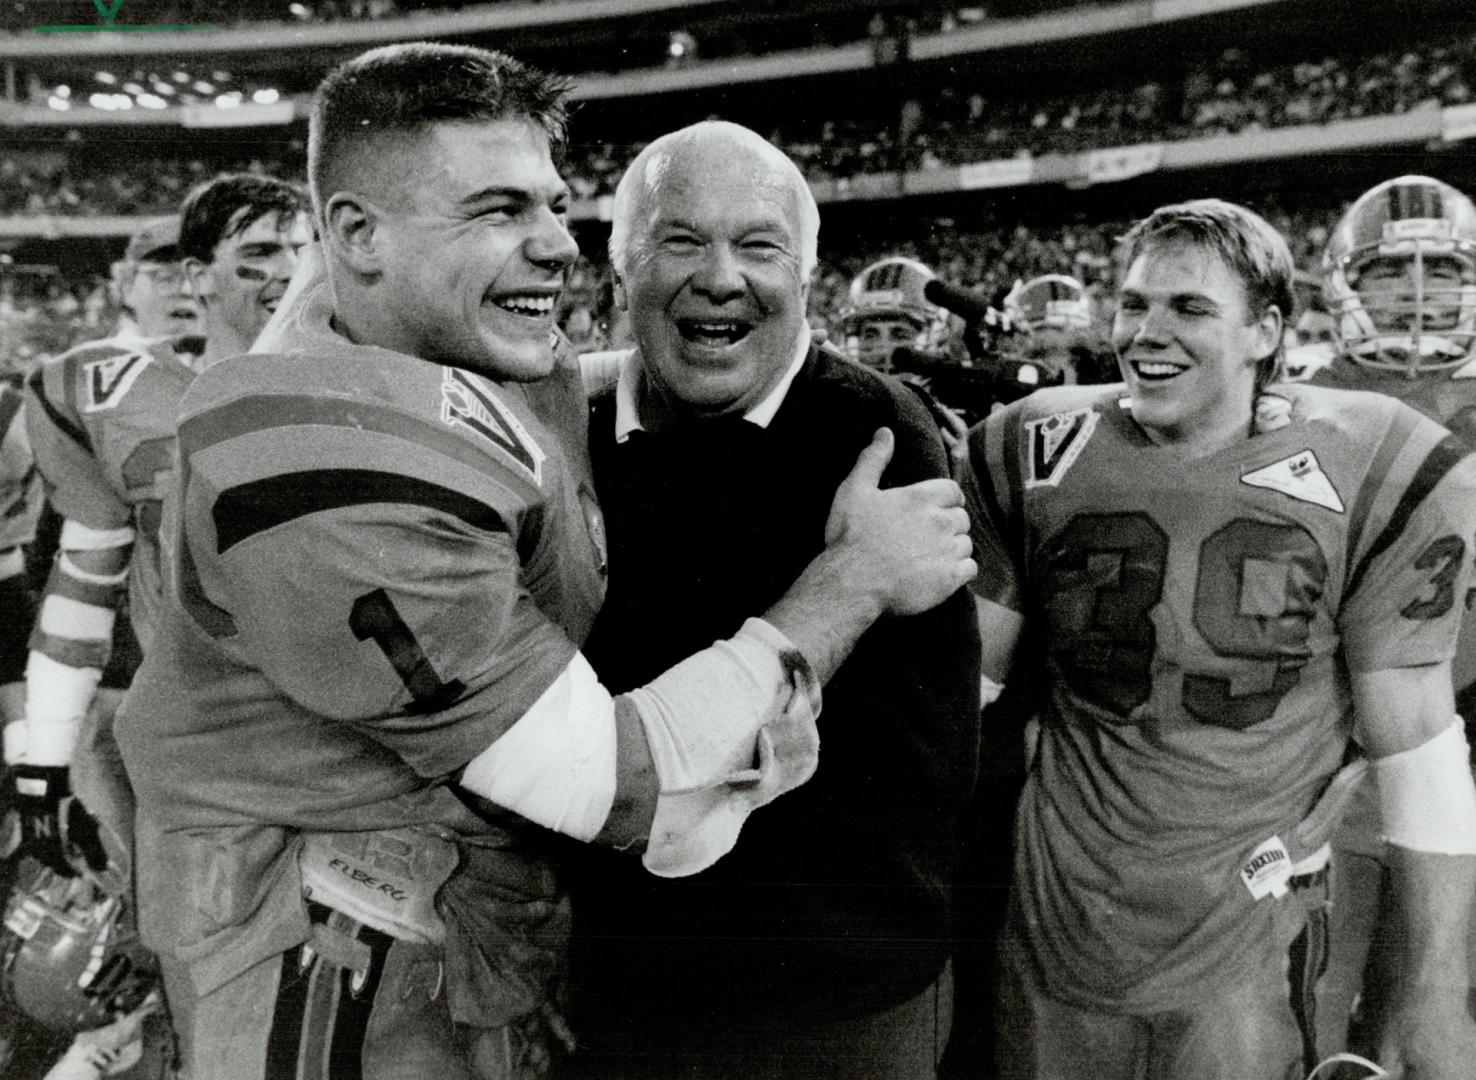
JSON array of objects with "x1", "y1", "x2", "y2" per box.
[
  {"x1": 1342, "y1": 404, "x2": 1419, "y2": 588},
  {"x1": 0, "y1": 384, "x2": 21, "y2": 438},
  {"x1": 212, "y1": 469, "x2": 507, "y2": 554},
  {"x1": 1345, "y1": 433, "x2": 1470, "y2": 602},
  {"x1": 25, "y1": 367, "x2": 92, "y2": 454},
  {"x1": 996, "y1": 405, "x2": 1027, "y2": 555},
  {"x1": 179, "y1": 393, "x2": 531, "y2": 496},
  {"x1": 969, "y1": 432, "x2": 1012, "y2": 553},
  {"x1": 28, "y1": 626, "x2": 110, "y2": 670}
]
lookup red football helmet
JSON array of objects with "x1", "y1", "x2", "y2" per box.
[
  {"x1": 0, "y1": 862, "x2": 157, "y2": 1034},
  {"x1": 1324, "y1": 175, "x2": 1476, "y2": 375}
]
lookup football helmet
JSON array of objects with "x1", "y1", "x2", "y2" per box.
[
  {"x1": 1003, "y1": 274, "x2": 1092, "y2": 335},
  {"x1": 837, "y1": 257, "x2": 948, "y2": 367},
  {"x1": 1324, "y1": 175, "x2": 1476, "y2": 375},
  {"x1": 0, "y1": 862, "x2": 157, "y2": 1033}
]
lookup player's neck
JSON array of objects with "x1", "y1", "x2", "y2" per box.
[
  {"x1": 1136, "y1": 407, "x2": 1255, "y2": 458},
  {"x1": 197, "y1": 320, "x2": 255, "y2": 370}
]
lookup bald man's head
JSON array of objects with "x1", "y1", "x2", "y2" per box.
[{"x1": 609, "y1": 121, "x2": 819, "y2": 284}]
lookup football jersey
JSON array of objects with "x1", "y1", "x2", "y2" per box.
[
  {"x1": 1310, "y1": 358, "x2": 1476, "y2": 694},
  {"x1": 963, "y1": 382, "x2": 1476, "y2": 1013},
  {"x1": 25, "y1": 335, "x2": 197, "y2": 652},
  {"x1": 0, "y1": 377, "x2": 39, "y2": 553},
  {"x1": 114, "y1": 280, "x2": 606, "y2": 987}
]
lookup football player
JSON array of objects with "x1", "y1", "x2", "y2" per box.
[
  {"x1": 1302, "y1": 175, "x2": 1476, "y2": 1067},
  {"x1": 836, "y1": 256, "x2": 948, "y2": 373},
  {"x1": 113, "y1": 44, "x2": 973, "y2": 1080},
  {"x1": 0, "y1": 376, "x2": 37, "y2": 730},
  {"x1": 109, "y1": 215, "x2": 202, "y2": 348},
  {"x1": 963, "y1": 198, "x2": 1476, "y2": 1079},
  {"x1": 1001, "y1": 272, "x2": 1104, "y2": 387},
  {"x1": 11, "y1": 178, "x2": 308, "y2": 882}
]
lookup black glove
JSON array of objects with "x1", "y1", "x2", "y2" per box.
[{"x1": 7, "y1": 765, "x2": 107, "y2": 876}]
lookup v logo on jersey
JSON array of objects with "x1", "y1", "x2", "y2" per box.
[
  {"x1": 1025, "y1": 407, "x2": 1098, "y2": 488},
  {"x1": 1240, "y1": 450, "x2": 1345, "y2": 512},
  {"x1": 440, "y1": 368, "x2": 546, "y2": 486},
  {"x1": 83, "y1": 350, "x2": 151, "y2": 412}
]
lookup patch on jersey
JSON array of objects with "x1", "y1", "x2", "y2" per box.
[
  {"x1": 1024, "y1": 407, "x2": 1098, "y2": 488},
  {"x1": 1240, "y1": 835, "x2": 1292, "y2": 900},
  {"x1": 440, "y1": 368, "x2": 547, "y2": 486},
  {"x1": 1240, "y1": 450, "x2": 1345, "y2": 513},
  {"x1": 81, "y1": 350, "x2": 152, "y2": 413}
]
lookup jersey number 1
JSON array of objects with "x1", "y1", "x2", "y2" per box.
[{"x1": 350, "y1": 589, "x2": 466, "y2": 714}]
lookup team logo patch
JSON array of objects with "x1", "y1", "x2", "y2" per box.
[
  {"x1": 1024, "y1": 407, "x2": 1098, "y2": 488},
  {"x1": 1240, "y1": 450, "x2": 1344, "y2": 512},
  {"x1": 1240, "y1": 835, "x2": 1292, "y2": 900},
  {"x1": 440, "y1": 368, "x2": 546, "y2": 486},
  {"x1": 82, "y1": 350, "x2": 151, "y2": 412}
]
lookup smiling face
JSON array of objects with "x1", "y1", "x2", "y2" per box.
[
  {"x1": 1112, "y1": 239, "x2": 1280, "y2": 453},
  {"x1": 192, "y1": 208, "x2": 311, "y2": 352},
  {"x1": 364, "y1": 119, "x2": 578, "y2": 382},
  {"x1": 854, "y1": 315, "x2": 924, "y2": 371},
  {"x1": 617, "y1": 134, "x2": 810, "y2": 422}
]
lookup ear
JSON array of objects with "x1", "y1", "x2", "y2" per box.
[
  {"x1": 183, "y1": 257, "x2": 214, "y2": 304},
  {"x1": 1253, "y1": 304, "x2": 1284, "y2": 366},
  {"x1": 322, "y1": 192, "x2": 383, "y2": 277}
]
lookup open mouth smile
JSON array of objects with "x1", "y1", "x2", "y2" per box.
[
  {"x1": 490, "y1": 293, "x2": 557, "y2": 318},
  {"x1": 676, "y1": 319, "x2": 752, "y2": 347},
  {"x1": 1131, "y1": 360, "x2": 1189, "y2": 381}
]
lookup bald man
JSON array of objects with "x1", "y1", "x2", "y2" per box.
[
  {"x1": 565, "y1": 122, "x2": 980, "y2": 1080},
  {"x1": 113, "y1": 47, "x2": 976, "y2": 1080}
]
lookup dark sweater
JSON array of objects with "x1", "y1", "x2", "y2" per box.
[{"x1": 570, "y1": 345, "x2": 982, "y2": 1031}]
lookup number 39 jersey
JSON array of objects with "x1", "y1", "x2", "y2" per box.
[
  {"x1": 25, "y1": 336, "x2": 197, "y2": 651},
  {"x1": 963, "y1": 381, "x2": 1476, "y2": 1013}
]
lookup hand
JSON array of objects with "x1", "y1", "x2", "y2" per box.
[
  {"x1": 44, "y1": 994, "x2": 159, "y2": 1080},
  {"x1": 824, "y1": 427, "x2": 976, "y2": 616},
  {"x1": 1377, "y1": 984, "x2": 1476, "y2": 1080},
  {"x1": 7, "y1": 765, "x2": 107, "y2": 877},
  {"x1": 932, "y1": 401, "x2": 971, "y2": 473}
]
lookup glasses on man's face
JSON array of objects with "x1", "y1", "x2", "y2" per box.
[{"x1": 134, "y1": 263, "x2": 187, "y2": 287}]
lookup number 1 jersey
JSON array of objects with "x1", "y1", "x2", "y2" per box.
[{"x1": 963, "y1": 382, "x2": 1476, "y2": 1013}]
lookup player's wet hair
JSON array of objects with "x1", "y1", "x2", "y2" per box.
[
  {"x1": 308, "y1": 43, "x2": 573, "y2": 218},
  {"x1": 178, "y1": 173, "x2": 309, "y2": 265},
  {"x1": 1120, "y1": 199, "x2": 1294, "y2": 392},
  {"x1": 609, "y1": 121, "x2": 820, "y2": 283}
]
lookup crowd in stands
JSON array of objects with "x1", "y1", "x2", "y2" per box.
[
  {"x1": 0, "y1": 198, "x2": 1347, "y2": 378},
  {"x1": 7, "y1": 23, "x2": 1473, "y2": 217}
]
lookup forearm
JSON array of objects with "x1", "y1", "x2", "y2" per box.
[
  {"x1": 1388, "y1": 843, "x2": 1476, "y2": 992},
  {"x1": 763, "y1": 546, "x2": 885, "y2": 685}
]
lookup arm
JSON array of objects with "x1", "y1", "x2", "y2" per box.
[
  {"x1": 13, "y1": 365, "x2": 134, "y2": 770},
  {"x1": 1351, "y1": 663, "x2": 1476, "y2": 1080}
]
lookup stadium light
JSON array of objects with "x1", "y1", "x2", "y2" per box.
[
  {"x1": 137, "y1": 94, "x2": 167, "y2": 109},
  {"x1": 47, "y1": 96, "x2": 70, "y2": 111},
  {"x1": 94, "y1": 72, "x2": 117, "y2": 85},
  {"x1": 252, "y1": 88, "x2": 280, "y2": 105}
]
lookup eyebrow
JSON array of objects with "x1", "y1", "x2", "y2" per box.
[
  {"x1": 458, "y1": 184, "x2": 571, "y2": 209},
  {"x1": 1120, "y1": 287, "x2": 1222, "y2": 309}
]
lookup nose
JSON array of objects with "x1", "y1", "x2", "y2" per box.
[
  {"x1": 690, "y1": 243, "x2": 745, "y2": 304},
  {"x1": 266, "y1": 248, "x2": 299, "y2": 282},
  {"x1": 1130, "y1": 304, "x2": 1172, "y2": 348},
  {"x1": 526, "y1": 208, "x2": 580, "y2": 273}
]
